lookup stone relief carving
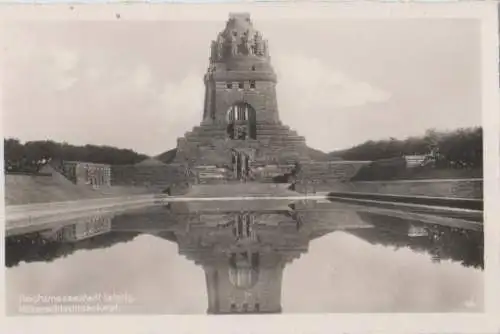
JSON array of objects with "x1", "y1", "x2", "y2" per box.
[
  {"x1": 207, "y1": 63, "x2": 216, "y2": 74},
  {"x1": 212, "y1": 28, "x2": 268, "y2": 59},
  {"x1": 210, "y1": 41, "x2": 217, "y2": 62},
  {"x1": 243, "y1": 30, "x2": 254, "y2": 56},
  {"x1": 216, "y1": 33, "x2": 225, "y2": 59},
  {"x1": 230, "y1": 32, "x2": 238, "y2": 56},
  {"x1": 254, "y1": 31, "x2": 264, "y2": 56},
  {"x1": 235, "y1": 126, "x2": 247, "y2": 140},
  {"x1": 263, "y1": 40, "x2": 269, "y2": 57}
]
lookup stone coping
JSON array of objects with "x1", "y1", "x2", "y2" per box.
[
  {"x1": 327, "y1": 191, "x2": 482, "y2": 211},
  {"x1": 348, "y1": 178, "x2": 482, "y2": 184},
  {"x1": 5, "y1": 190, "x2": 483, "y2": 237}
]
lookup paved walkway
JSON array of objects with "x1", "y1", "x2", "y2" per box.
[
  {"x1": 5, "y1": 194, "x2": 165, "y2": 236},
  {"x1": 5, "y1": 186, "x2": 483, "y2": 236}
]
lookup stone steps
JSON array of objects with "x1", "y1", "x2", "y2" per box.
[
  {"x1": 181, "y1": 123, "x2": 304, "y2": 143},
  {"x1": 185, "y1": 131, "x2": 302, "y2": 139}
]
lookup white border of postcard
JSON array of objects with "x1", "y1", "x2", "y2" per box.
[{"x1": 0, "y1": 2, "x2": 499, "y2": 334}]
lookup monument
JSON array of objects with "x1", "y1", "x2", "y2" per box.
[
  {"x1": 171, "y1": 13, "x2": 366, "y2": 193},
  {"x1": 167, "y1": 198, "x2": 374, "y2": 314}
]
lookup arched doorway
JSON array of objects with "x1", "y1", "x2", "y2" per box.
[
  {"x1": 228, "y1": 251, "x2": 260, "y2": 290},
  {"x1": 226, "y1": 102, "x2": 257, "y2": 140}
]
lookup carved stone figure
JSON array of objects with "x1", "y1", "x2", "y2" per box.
[
  {"x1": 243, "y1": 30, "x2": 254, "y2": 56},
  {"x1": 210, "y1": 41, "x2": 217, "y2": 62},
  {"x1": 235, "y1": 126, "x2": 246, "y2": 140},
  {"x1": 254, "y1": 31, "x2": 263, "y2": 56},
  {"x1": 216, "y1": 34, "x2": 225, "y2": 59},
  {"x1": 263, "y1": 40, "x2": 269, "y2": 57},
  {"x1": 230, "y1": 33, "x2": 238, "y2": 56},
  {"x1": 208, "y1": 63, "x2": 216, "y2": 74}
]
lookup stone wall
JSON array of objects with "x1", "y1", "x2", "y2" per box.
[
  {"x1": 111, "y1": 164, "x2": 188, "y2": 192},
  {"x1": 59, "y1": 161, "x2": 112, "y2": 187},
  {"x1": 294, "y1": 161, "x2": 370, "y2": 192},
  {"x1": 329, "y1": 179, "x2": 483, "y2": 199},
  {"x1": 212, "y1": 80, "x2": 279, "y2": 123}
]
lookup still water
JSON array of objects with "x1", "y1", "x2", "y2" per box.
[{"x1": 5, "y1": 198, "x2": 483, "y2": 315}]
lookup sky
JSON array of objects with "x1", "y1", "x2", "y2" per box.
[{"x1": 1, "y1": 17, "x2": 481, "y2": 156}]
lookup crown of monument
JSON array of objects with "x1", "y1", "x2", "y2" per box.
[{"x1": 210, "y1": 13, "x2": 269, "y2": 62}]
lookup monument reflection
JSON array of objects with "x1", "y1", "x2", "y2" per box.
[{"x1": 5, "y1": 197, "x2": 483, "y2": 314}]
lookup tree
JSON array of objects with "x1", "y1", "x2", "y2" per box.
[
  {"x1": 4, "y1": 138, "x2": 149, "y2": 173},
  {"x1": 330, "y1": 126, "x2": 482, "y2": 169}
]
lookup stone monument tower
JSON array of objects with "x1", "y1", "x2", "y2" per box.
[
  {"x1": 169, "y1": 13, "x2": 366, "y2": 193},
  {"x1": 173, "y1": 13, "x2": 313, "y2": 184},
  {"x1": 167, "y1": 198, "x2": 374, "y2": 314}
]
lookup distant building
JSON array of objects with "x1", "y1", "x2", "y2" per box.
[
  {"x1": 371, "y1": 154, "x2": 434, "y2": 169},
  {"x1": 61, "y1": 161, "x2": 111, "y2": 187},
  {"x1": 408, "y1": 224, "x2": 429, "y2": 237},
  {"x1": 40, "y1": 216, "x2": 112, "y2": 242},
  {"x1": 403, "y1": 155, "x2": 428, "y2": 168}
]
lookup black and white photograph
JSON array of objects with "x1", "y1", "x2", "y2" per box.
[{"x1": 1, "y1": 2, "x2": 499, "y2": 333}]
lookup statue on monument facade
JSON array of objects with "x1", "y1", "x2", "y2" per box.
[
  {"x1": 230, "y1": 32, "x2": 238, "y2": 56},
  {"x1": 235, "y1": 126, "x2": 246, "y2": 140},
  {"x1": 210, "y1": 41, "x2": 217, "y2": 63},
  {"x1": 207, "y1": 63, "x2": 216, "y2": 74},
  {"x1": 243, "y1": 30, "x2": 254, "y2": 56},
  {"x1": 253, "y1": 31, "x2": 264, "y2": 56},
  {"x1": 263, "y1": 40, "x2": 269, "y2": 57},
  {"x1": 216, "y1": 33, "x2": 225, "y2": 60}
]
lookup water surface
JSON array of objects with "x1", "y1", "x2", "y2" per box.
[{"x1": 5, "y1": 199, "x2": 483, "y2": 314}]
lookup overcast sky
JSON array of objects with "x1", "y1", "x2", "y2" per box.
[{"x1": 1, "y1": 18, "x2": 481, "y2": 156}]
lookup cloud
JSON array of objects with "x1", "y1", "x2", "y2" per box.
[
  {"x1": 271, "y1": 53, "x2": 392, "y2": 152},
  {"x1": 274, "y1": 53, "x2": 391, "y2": 110},
  {"x1": 158, "y1": 71, "x2": 205, "y2": 137},
  {"x1": 84, "y1": 67, "x2": 102, "y2": 81},
  {"x1": 50, "y1": 48, "x2": 79, "y2": 72},
  {"x1": 55, "y1": 76, "x2": 79, "y2": 91},
  {"x1": 42, "y1": 48, "x2": 81, "y2": 91},
  {"x1": 132, "y1": 64, "x2": 153, "y2": 90}
]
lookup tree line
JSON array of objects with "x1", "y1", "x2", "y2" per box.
[
  {"x1": 351, "y1": 212, "x2": 483, "y2": 269},
  {"x1": 5, "y1": 232, "x2": 139, "y2": 267},
  {"x1": 330, "y1": 126, "x2": 482, "y2": 169},
  {"x1": 4, "y1": 138, "x2": 149, "y2": 173}
]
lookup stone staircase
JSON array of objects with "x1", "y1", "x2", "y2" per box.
[
  {"x1": 184, "y1": 183, "x2": 297, "y2": 198},
  {"x1": 193, "y1": 165, "x2": 233, "y2": 184},
  {"x1": 249, "y1": 163, "x2": 296, "y2": 183},
  {"x1": 175, "y1": 121, "x2": 311, "y2": 166},
  {"x1": 183, "y1": 124, "x2": 228, "y2": 141}
]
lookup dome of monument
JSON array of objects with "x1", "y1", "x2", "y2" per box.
[
  {"x1": 223, "y1": 13, "x2": 255, "y2": 37},
  {"x1": 210, "y1": 13, "x2": 269, "y2": 62}
]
